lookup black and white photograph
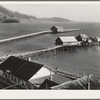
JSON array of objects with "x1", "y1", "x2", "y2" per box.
[{"x1": 0, "y1": 1, "x2": 100, "y2": 90}]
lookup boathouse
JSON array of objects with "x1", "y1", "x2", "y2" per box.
[
  {"x1": 92, "y1": 37, "x2": 100, "y2": 42},
  {"x1": 0, "y1": 56, "x2": 54, "y2": 89},
  {"x1": 55, "y1": 36, "x2": 78, "y2": 45},
  {"x1": 51, "y1": 26, "x2": 64, "y2": 33},
  {"x1": 76, "y1": 34, "x2": 89, "y2": 42}
]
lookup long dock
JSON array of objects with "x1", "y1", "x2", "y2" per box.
[
  {"x1": 65, "y1": 28, "x2": 81, "y2": 32},
  {"x1": 0, "y1": 30, "x2": 51, "y2": 43},
  {"x1": 0, "y1": 45, "x2": 82, "y2": 81},
  {"x1": 0, "y1": 44, "x2": 82, "y2": 63},
  {"x1": 0, "y1": 28, "x2": 81, "y2": 44},
  {"x1": 0, "y1": 44, "x2": 92, "y2": 81}
]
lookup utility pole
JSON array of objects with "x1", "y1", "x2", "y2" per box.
[
  {"x1": 49, "y1": 69, "x2": 52, "y2": 81},
  {"x1": 87, "y1": 74, "x2": 90, "y2": 90}
]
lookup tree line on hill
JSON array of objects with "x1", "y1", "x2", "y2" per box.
[
  {"x1": 0, "y1": 5, "x2": 72, "y2": 23},
  {"x1": 0, "y1": 5, "x2": 37, "y2": 23}
]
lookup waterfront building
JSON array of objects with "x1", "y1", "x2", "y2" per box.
[
  {"x1": 51, "y1": 26, "x2": 64, "y2": 33},
  {"x1": 92, "y1": 37, "x2": 100, "y2": 42},
  {"x1": 0, "y1": 56, "x2": 54, "y2": 89},
  {"x1": 76, "y1": 34, "x2": 89, "y2": 42},
  {"x1": 55, "y1": 36, "x2": 78, "y2": 45}
]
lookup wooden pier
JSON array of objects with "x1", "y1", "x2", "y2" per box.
[
  {"x1": 65, "y1": 28, "x2": 81, "y2": 32},
  {"x1": 0, "y1": 30, "x2": 51, "y2": 44},
  {"x1": 0, "y1": 40, "x2": 99, "y2": 63},
  {"x1": 0, "y1": 43, "x2": 99, "y2": 81},
  {"x1": 0, "y1": 28, "x2": 81, "y2": 44},
  {"x1": 0, "y1": 44, "x2": 82, "y2": 63}
]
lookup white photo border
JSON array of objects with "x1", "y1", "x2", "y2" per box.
[{"x1": 0, "y1": 1, "x2": 100, "y2": 99}]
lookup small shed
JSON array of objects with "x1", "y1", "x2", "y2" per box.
[
  {"x1": 76, "y1": 34, "x2": 89, "y2": 42},
  {"x1": 51, "y1": 26, "x2": 64, "y2": 33},
  {"x1": 55, "y1": 36, "x2": 78, "y2": 45}
]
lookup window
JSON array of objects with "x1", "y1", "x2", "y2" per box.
[
  {"x1": 14, "y1": 77, "x2": 16, "y2": 82},
  {"x1": 5, "y1": 74, "x2": 7, "y2": 77},
  {"x1": 15, "y1": 77, "x2": 18, "y2": 83},
  {"x1": 5, "y1": 73, "x2": 8, "y2": 78},
  {"x1": 11, "y1": 75, "x2": 13, "y2": 81}
]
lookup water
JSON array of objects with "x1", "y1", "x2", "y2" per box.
[
  {"x1": 37, "y1": 46, "x2": 100, "y2": 77},
  {"x1": 0, "y1": 22, "x2": 100, "y2": 77}
]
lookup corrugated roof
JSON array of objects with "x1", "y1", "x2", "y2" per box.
[
  {"x1": 51, "y1": 74, "x2": 100, "y2": 89},
  {"x1": 59, "y1": 36, "x2": 78, "y2": 43},
  {"x1": 0, "y1": 56, "x2": 43, "y2": 81}
]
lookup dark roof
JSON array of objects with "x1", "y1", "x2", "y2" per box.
[
  {"x1": 0, "y1": 56, "x2": 25, "y2": 72},
  {"x1": 51, "y1": 74, "x2": 100, "y2": 90},
  {"x1": 0, "y1": 56, "x2": 43, "y2": 81},
  {"x1": 39, "y1": 79, "x2": 58, "y2": 89}
]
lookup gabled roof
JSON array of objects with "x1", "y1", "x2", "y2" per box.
[
  {"x1": 39, "y1": 79, "x2": 58, "y2": 89},
  {"x1": 30, "y1": 73, "x2": 73, "y2": 87},
  {"x1": 0, "y1": 56, "x2": 43, "y2": 81},
  {"x1": 51, "y1": 26, "x2": 64, "y2": 31},
  {"x1": 79, "y1": 34, "x2": 89, "y2": 38},
  {"x1": 0, "y1": 56, "x2": 25, "y2": 72},
  {"x1": 51, "y1": 74, "x2": 100, "y2": 89},
  {"x1": 57, "y1": 36, "x2": 78, "y2": 43},
  {"x1": 51, "y1": 25, "x2": 63, "y2": 29}
]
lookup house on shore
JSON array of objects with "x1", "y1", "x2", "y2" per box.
[
  {"x1": 0, "y1": 56, "x2": 54, "y2": 89},
  {"x1": 55, "y1": 36, "x2": 79, "y2": 46},
  {"x1": 51, "y1": 26, "x2": 64, "y2": 33}
]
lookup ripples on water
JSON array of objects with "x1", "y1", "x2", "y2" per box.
[{"x1": 0, "y1": 22, "x2": 100, "y2": 77}]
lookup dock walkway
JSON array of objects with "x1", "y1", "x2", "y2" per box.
[
  {"x1": 0, "y1": 28, "x2": 81, "y2": 44},
  {"x1": 0, "y1": 45, "x2": 62, "y2": 62},
  {"x1": 0, "y1": 30, "x2": 51, "y2": 43}
]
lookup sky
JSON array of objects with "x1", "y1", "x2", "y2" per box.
[{"x1": 1, "y1": 1, "x2": 100, "y2": 22}]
